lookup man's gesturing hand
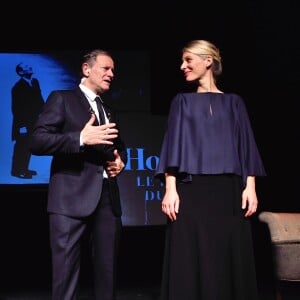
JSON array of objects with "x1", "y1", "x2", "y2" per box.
[{"x1": 81, "y1": 114, "x2": 118, "y2": 145}]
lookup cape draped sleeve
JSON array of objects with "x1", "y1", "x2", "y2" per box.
[{"x1": 154, "y1": 93, "x2": 266, "y2": 187}]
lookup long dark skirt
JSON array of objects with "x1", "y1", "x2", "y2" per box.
[{"x1": 160, "y1": 174, "x2": 259, "y2": 300}]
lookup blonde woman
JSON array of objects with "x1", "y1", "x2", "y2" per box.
[{"x1": 155, "y1": 39, "x2": 266, "y2": 300}]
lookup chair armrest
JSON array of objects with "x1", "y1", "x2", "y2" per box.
[{"x1": 258, "y1": 211, "x2": 300, "y2": 243}]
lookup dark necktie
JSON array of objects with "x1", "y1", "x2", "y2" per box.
[{"x1": 95, "y1": 96, "x2": 106, "y2": 125}]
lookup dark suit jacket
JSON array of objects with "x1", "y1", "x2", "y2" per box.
[
  {"x1": 30, "y1": 87, "x2": 127, "y2": 218},
  {"x1": 11, "y1": 78, "x2": 44, "y2": 140}
]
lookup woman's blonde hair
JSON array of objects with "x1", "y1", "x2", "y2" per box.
[{"x1": 183, "y1": 40, "x2": 222, "y2": 77}]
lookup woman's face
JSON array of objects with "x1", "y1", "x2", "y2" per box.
[{"x1": 180, "y1": 51, "x2": 211, "y2": 82}]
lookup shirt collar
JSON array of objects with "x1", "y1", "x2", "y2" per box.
[{"x1": 79, "y1": 83, "x2": 97, "y2": 102}]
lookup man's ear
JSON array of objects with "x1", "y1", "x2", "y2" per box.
[{"x1": 82, "y1": 63, "x2": 90, "y2": 77}]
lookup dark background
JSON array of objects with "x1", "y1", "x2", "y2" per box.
[{"x1": 1, "y1": 0, "x2": 299, "y2": 296}]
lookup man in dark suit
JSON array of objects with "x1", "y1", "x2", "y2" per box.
[
  {"x1": 11, "y1": 62, "x2": 44, "y2": 178},
  {"x1": 30, "y1": 49, "x2": 127, "y2": 300}
]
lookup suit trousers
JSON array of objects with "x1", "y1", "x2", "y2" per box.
[
  {"x1": 11, "y1": 133, "x2": 32, "y2": 173},
  {"x1": 49, "y1": 179, "x2": 122, "y2": 300}
]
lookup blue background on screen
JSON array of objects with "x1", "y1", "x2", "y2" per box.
[{"x1": 0, "y1": 53, "x2": 78, "y2": 184}]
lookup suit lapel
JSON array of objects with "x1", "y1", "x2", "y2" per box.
[{"x1": 73, "y1": 87, "x2": 100, "y2": 125}]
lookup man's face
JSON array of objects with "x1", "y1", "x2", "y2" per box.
[
  {"x1": 83, "y1": 55, "x2": 115, "y2": 94},
  {"x1": 19, "y1": 63, "x2": 33, "y2": 77}
]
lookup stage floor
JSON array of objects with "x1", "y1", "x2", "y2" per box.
[{"x1": 1, "y1": 283, "x2": 300, "y2": 300}]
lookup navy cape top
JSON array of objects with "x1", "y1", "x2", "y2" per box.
[{"x1": 154, "y1": 92, "x2": 266, "y2": 187}]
